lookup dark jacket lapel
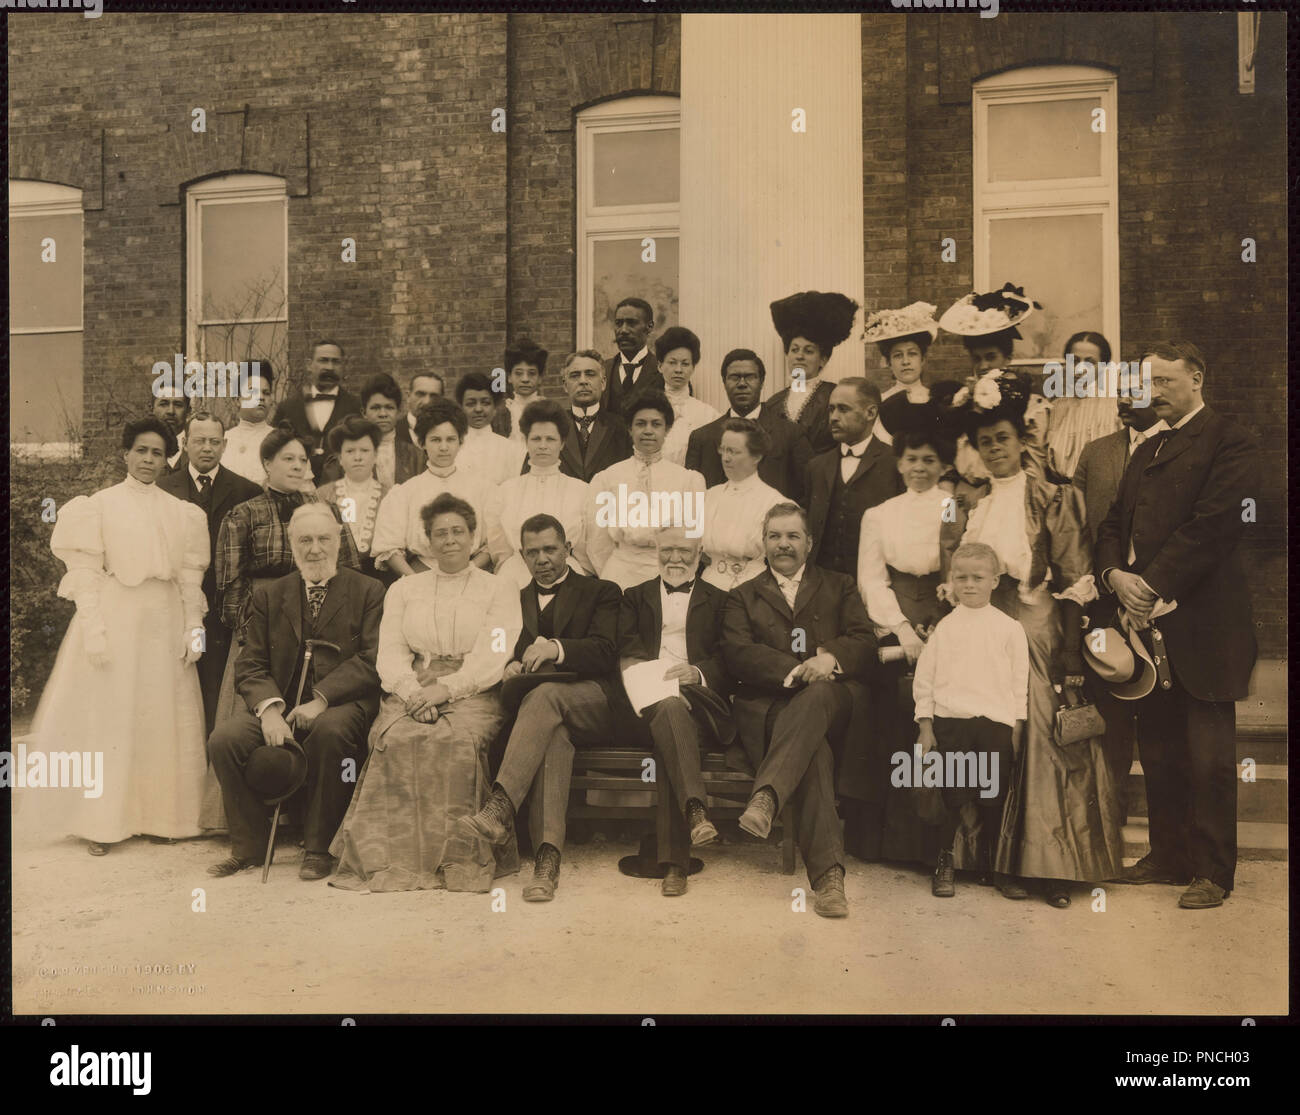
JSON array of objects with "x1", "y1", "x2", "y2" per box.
[
  {"x1": 845, "y1": 437, "x2": 890, "y2": 488},
  {"x1": 753, "y1": 568, "x2": 793, "y2": 622},
  {"x1": 585, "y1": 412, "x2": 611, "y2": 467},
  {"x1": 1147, "y1": 407, "x2": 1209, "y2": 471},
  {"x1": 551, "y1": 572, "x2": 583, "y2": 637},
  {"x1": 642, "y1": 579, "x2": 664, "y2": 657},
  {"x1": 521, "y1": 581, "x2": 541, "y2": 641},
  {"x1": 314, "y1": 568, "x2": 350, "y2": 634},
  {"x1": 792, "y1": 562, "x2": 820, "y2": 621}
]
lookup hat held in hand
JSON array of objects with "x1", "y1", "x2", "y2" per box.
[{"x1": 244, "y1": 737, "x2": 308, "y2": 805}]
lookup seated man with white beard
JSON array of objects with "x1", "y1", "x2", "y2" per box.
[{"x1": 206, "y1": 502, "x2": 385, "y2": 881}]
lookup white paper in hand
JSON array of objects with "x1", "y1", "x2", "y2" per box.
[{"x1": 622, "y1": 657, "x2": 682, "y2": 715}]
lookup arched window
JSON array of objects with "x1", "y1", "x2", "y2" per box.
[
  {"x1": 186, "y1": 173, "x2": 288, "y2": 370},
  {"x1": 576, "y1": 96, "x2": 680, "y2": 352},
  {"x1": 973, "y1": 66, "x2": 1120, "y2": 363},
  {"x1": 9, "y1": 180, "x2": 84, "y2": 456}
]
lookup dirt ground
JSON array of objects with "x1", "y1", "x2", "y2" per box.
[{"x1": 11, "y1": 808, "x2": 1288, "y2": 1018}]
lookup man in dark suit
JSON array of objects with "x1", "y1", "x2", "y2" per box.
[
  {"x1": 157, "y1": 411, "x2": 261, "y2": 733},
  {"x1": 401, "y1": 372, "x2": 444, "y2": 451},
  {"x1": 618, "y1": 527, "x2": 735, "y2": 897},
  {"x1": 721, "y1": 502, "x2": 876, "y2": 918},
  {"x1": 685, "y1": 348, "x2": 814, "y2": 503},
  {"x1": 1073, "y1": 393, "x2": 1165, "y2": 820},
  {"x1": 206, "y1": 502, "x2": 384, "y2": 881},
  {"x1": 274, "y1": 340, "x2": 362, "y2": 481},
  {"x1": 805, "y1": 377, "x2": 901, "y2": 575},
  {"x1": 556, "y1": 349, "x2": 633, "y2": 482},
  {"x1": 152, "y1": 385, "x2": 191, "y2": 471},
  {"x1": 601, "y1": 296, "x2": 662, "y2": 414},
  {"x1": 1096, "y1": 342, "x2": 1260, "y2": 909},
  {"x1": 461, "y1": 514, "x2": 624, "y2": 902}
]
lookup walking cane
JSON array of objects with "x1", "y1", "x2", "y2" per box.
[{"x1": 261, "y1": 638, "x2": 339, "y2": 883}]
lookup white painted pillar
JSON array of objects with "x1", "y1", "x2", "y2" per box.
[{"x1": 680, "y1": 13, "x2": 865, "y2": 411}]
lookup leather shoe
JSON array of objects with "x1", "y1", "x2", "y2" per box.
[
  {"x1": 299, "y1": 852, "x2": 334, "y2": 881},
  {"x1": 689, "y1": 819, "x2": 719, "y2": 848},
  {"x1": 738, "y1": 787, "x2": 777, "y2": 840},
  {"x1": 207, "y1": 855, "x2": 257, "y2": 877},
  {"x1": 661, "y1": 865, "x2": 688, "y2": 897},
  {"x1": 523, "y1": 844, "x2": 561, "y2": 902},
  {"x1": 812, "y1": 865, "x2": 849, "y2": 918},
  {"x1": 460, "y1": 786, "x2": 515, "y2": 847},
  {"x1": 994, "y1": 874, "x2": 1030, "y2": 900},
  {"x1": 1179, "y1": 877, "x2": 1229, "y2": 909},
  {"x1": 87, "y1": 842, "x2": 110, "y2": 857},
  {"x1": 931, "y1": 850, "x2": 955, "y2": 898},
  {"x1": 1117, "y1": 854, "x2": 1191, "y2": 886}
]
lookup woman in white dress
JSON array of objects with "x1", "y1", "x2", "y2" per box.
[
  {"x1": 655, "y1": 326, "x2": 720, "y2": 466},
  {"x1": 316, "y1": 413, "x2": 386, "y2": 581},
  {"x1": 700, "y1": 419, "x2": 785, "y2": 591},
  {"x1": 586, "y1": 390, "x2": 706, "y2": 591},
  {"x1": 484, "y1": 398, "x2": 592, "y2": 588},
  {"x1": 372, "y1": 397, "x2": 494, "y2": 576},
  {"x1": 1045, "y1": 331, "x2": 1121, "y2": 480},
  {"x1": 34, "y1": 417, "x2": 210, "y2": 855},
  {"x1": 499, "y1": 338, "x2": 548, "y2": 445}
]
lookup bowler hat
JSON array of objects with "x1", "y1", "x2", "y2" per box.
[{"x1": 244, "y1": 737, "x2": 308, "y2": 805}]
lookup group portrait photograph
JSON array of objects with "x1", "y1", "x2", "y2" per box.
[{"x1": 4, "y1": 1, "x2": 1291, "y2": 1033}]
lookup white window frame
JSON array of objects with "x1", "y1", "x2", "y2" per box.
[
  {"x1": 576, "y1": 96, "x2": 680, "y2": 351},
  {"x1": 973, "y1": 66, "x2": 1120, "y2": 365},
  {"x1": 10, "y1": 179, "x2": 84, "y2": 458},
  {"x1": 185, "y1": 173, "x2": 289, "y2": 363}
]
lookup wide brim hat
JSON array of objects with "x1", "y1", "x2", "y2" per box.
[
  {"x1": 938, "y1": 283, "x2": 1041, "y2": 338},
  {"x1": 770, "y1": 291, "x2": 860, "y2": 355},
  {"x1": 862, "y1": 301, "x2": 940, "y2": 346},
  {"x1": 244, "y1": 737, "x2": 308, "y2": 806},
  {"x1": 1083, "y1": 623, "x2": 1168, "y2": 701},
  {"x1": 944, "y1": 368, "x2": 1034, "y2": 441}
]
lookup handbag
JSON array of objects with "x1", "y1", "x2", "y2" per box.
[{"x1": 1054, "y1": 687, "x2": 1105, "y2": 746}]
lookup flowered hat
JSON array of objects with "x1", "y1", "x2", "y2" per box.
[
  {"x1": 862, "y1": 301, "x2": 940, "y2": 348},
  {"x1": 770, "y1": 291, "x2": 860, "y2": 356},
  {"x1": 938, "y1": 283, "x2": 1041, "y2": 340},
  {"x1": 943, "y1": 368, "x2": 1034, "y2": 440}
]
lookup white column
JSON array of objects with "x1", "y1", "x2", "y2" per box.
[{"x1": 680, "y1": 13, "x2": 865, "y2": 411}]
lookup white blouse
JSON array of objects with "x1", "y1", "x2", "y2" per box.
[
  {"x1": 53, "y1": 476, "x2": 210, "y2": 630},
  {"x1": 459, "y1": 425, "x2": 527, "y2": 485},
  {"x1": 484, "y1": 464, "x2": 592, "y2": 588},
  {"x1": 504, "y1": 395, "x2": 540, "y2": 445},
  {"x1": 586, "y1": 453, "x2": 706, "y2": 589},
  {"x1": 376, "y1": 566, "x2": 521, "y2": 704},
  {"x1": 960, "y1": 470, "x2": 1034, "y2": 584},
  {"x1": 857, "y1": 485, "x2": 949, "y2": 633},
  {"x1": 222, "y1": 422, "x2": 271, "y2": 485},
  {"x1": 700, "y1": 472, "x2": 785, "y2": 591},
  {"x1": 371, "y1": 466, "x2": 494, "y2": 568},
  {"x1": 662, "y1": 391, "x2": 721, "y2": 466}
]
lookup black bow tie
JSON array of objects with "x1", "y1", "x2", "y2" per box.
[
  {"x1": 664, "y1": 581, "x2": 693, "y2": 595},
  {"x1": 842, "y1": 448, "x2": 861, "y2": 459},
  {"x1": 535, "y1": 580, "x2": 565, "y2": 597}
]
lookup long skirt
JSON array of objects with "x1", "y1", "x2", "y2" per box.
[
  {"x1": 29, "y1": 577, "x2": 207, "y2": 844},
  {"x1": 329, "y1": 658, "x2": 520, "y2": 892},
  {"x1": 198, "y1": 574, "x2": 282, "y2": 831},
  {"x1": 992, "y1": 579, "x2": 1124, "y2": 881}
]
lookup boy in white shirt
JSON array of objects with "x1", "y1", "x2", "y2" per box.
[{"x1": 913, "y1": 542, "x2": 1028, "y2": 898}]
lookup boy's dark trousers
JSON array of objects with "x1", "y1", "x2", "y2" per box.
[{"x1": 932, "y1": 715, "x2": 1014, "y2": 868}]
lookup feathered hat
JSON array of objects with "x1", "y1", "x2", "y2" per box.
[
  {"x1": 769, "y1": 291, "x2": 860, "y2": 356},
  {"x1": 943, "y1": 368, "x2": 1034, "y2": 441}
]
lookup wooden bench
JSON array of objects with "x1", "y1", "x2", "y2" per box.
[{"x1": 568, "y1": 748, "x2": 798, "y2": 875}]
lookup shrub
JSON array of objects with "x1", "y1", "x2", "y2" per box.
[{"x1": 10, "y1": 453, "x2": 125, "y2": 712}]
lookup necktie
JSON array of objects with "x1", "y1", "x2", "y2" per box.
[
  {"x1": 307, "y1": 585, "x2": 327, "y2": 622},
  {"x1": 778, "y1": 577, "x2": 799, "y2": 609},
  {"x1": 665, "y1": 581, "x2": 693, "y2": 595},
  {"x1": 622, "y1": 363, "x2": 637, "y2": 390},
  {"x1": 575, "y1": 412, "x2": 594, "y2": 451},
  {"x1": 195, "y1": 473, "x2": 213, "y2": 510},
  {"x1": 1147, "y1": 429, "x2": 1171, "y2": 461}
]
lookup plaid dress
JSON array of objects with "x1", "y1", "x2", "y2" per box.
[{"x1": 214, "y1": 488, "x2": 361, "y2": 637}]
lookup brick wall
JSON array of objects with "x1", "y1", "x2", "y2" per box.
[{"x1": 866, "y1": 12, "x2": 1287, "y2": 657}]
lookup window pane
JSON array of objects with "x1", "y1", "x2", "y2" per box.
[
  {"x1": 987, "y1": 212, "x2": 1104, "y2": 360},
  {"x1": 9, "y1": 213, "x2": 82, "y2": 330},
  {"x1": 987, "y1": 98, "x2": 1101, "y2": 183},
  {"x1": 199, "y1": 198, "x2": 286, "y2": 322},
  {"x1": 10, "y1": 331, "x2": 83, "y2": 444},
  {"x1": 591, "y1": 237, "x2": 679, "y2": 356},
  {"x1": 201, "y1": 322, "x2": 286, "y2": 371},
  {"x1": 592, "y1": 128, "x2": 680, "y2": 208}
]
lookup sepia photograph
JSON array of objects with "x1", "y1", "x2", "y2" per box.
[{"x1": 5, "y1": 0, "x2": 1289, "y2": 1035}]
